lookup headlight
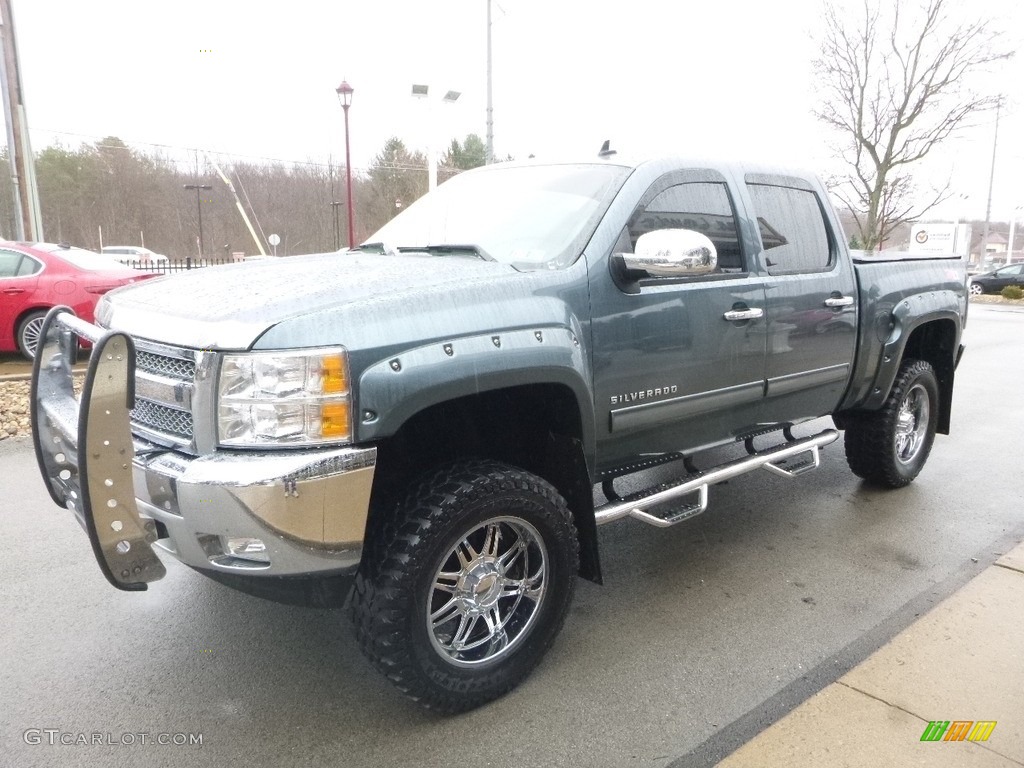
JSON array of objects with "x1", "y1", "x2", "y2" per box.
[{"x1": 217, "y1": 348, "x2": 352, "y2": 447}]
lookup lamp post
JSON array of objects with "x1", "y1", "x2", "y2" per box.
[
  {"x1": 183, "y1": 183, "x2": 212, "y2": 262},
  {"x1": 411, "y1": 84, "x2": 461, "y2": 191},
  {"x1": 336, "y1": 80, "x2": 355, "y2": 249}
]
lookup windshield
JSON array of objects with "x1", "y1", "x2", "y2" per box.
[
  {"x1": 34, "y1": 244, "x2": 134, "y2": 271},
  {"x1": 367, "y1": 163, "x2": 631, "y2": 269}
]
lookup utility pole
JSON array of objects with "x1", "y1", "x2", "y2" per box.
[
  {"x1": 183, "y1": 183, "x2": 212, "y2": 259},
  {"x1": 331, "y1": 201, "x2": 342, "y2": 250},
  {"x1": 0, "y1": 0, "x2": 42, "y2": 240},
  {"x1": 485, "y1": 0, "x2": 493, "y2": 164}
]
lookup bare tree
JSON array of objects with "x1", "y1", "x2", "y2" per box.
[{"x1": 815, "y1": 0, "x2": 1011, "y2": 250}]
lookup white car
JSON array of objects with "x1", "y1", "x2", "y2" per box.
[{"x1": 101, "y1": 246, "x2": 168, "y2": 264}]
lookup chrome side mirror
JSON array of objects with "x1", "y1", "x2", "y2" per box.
[{"x1": 617, "y1": 230, "x2": 718, "y2": 278}]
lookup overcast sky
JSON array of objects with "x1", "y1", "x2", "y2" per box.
[{"x1": 12, "y1": 0, "x2": 1024, "y2": 223}]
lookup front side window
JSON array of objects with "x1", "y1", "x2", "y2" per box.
[
  {"x1": 626, "y1": 182, "x2": 744, "y2": 271},
  {"x1": 746, "y1": 184, "x2": 832, "y2": 274}
]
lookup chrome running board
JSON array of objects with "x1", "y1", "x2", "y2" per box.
[{"x1": 594, "y1": 429, "x2": 839, "y2": 528}]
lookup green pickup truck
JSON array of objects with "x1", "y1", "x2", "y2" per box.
[{"x1": 31, "y1": 153, "x2": 967, "y2": 712}]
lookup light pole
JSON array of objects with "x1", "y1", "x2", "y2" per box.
[
  {"x1": 1007, "y1": 206, "x2": 1022, "y2": 266},
  {"x1": 183, "y1": 183, "x2": 212, "y2": 261},
  {"x1": 979, "y1": 96, "x2": 1002, "y2": 268},
  {"x1": 411, "y1": 84, "x2": 461, "y2": 191},
  {"x1": 336, "y1": 80, "x2": 355, "y2": 249}
]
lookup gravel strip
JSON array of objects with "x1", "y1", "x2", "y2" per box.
[
  {"x1": 0, "y1": 377, "x2": 83, "y2": 440},
  {"x1": 0, "y1": 380, "x2": 31, "y2": 439}
]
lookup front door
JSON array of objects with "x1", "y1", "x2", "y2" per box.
[{"x1": 589, "y1": 171, "x2": 767, "y2": 474}]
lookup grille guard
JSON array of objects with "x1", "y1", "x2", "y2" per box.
[{"x1": 31, "y1": 307, "x2": 166, "y2": 591}]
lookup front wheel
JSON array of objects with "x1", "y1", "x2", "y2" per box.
[
  {"x1": 351, "y1": 460, "x2": 579, "y2": 712},
  {"x1": 844, "y1": 358, "x2": 939, "y2": 488},
  {"x1": 969, "y1": 282, "x2": 984, "y2": 296}
]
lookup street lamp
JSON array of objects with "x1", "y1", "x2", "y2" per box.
[
  {"x1": 335, "y1": 80, "x2": 355, "y2": 249},
  {"x1": 183, "y1": 183, "x2": 212, "y2": 261},
  {"x1": 411, "y1": 84, "x2": 461, "y2": 191}
]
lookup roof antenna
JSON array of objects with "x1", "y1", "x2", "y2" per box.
[{"x1": 598, "y1": 140, "x2": 617, "y2": 158}]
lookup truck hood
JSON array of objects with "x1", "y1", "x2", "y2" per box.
[{"x1": 97, "y1": 252, "x2": 524, "y2": 349}]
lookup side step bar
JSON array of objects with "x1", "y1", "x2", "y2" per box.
[{"x1": 594, "y1": 429, "x2": 839, "y2": 528}]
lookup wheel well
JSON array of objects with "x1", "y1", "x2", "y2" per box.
[
  {"x1": 368, "y1": 384, "x2": 602, "y2": 583},
  {"x1": 902, "y1": 319, "x2": 958, "y2": 434}
]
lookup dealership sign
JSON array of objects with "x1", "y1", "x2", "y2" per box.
[{"x1": 909, "y1": 222, "x2": 970, "y2": 256}]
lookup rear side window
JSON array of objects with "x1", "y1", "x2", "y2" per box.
[
  {"x1": 0, "y1": 249, "x2": 24, "y2": 277},
  {"x1": 746, "y1": 184, "x2": 832, "y2": 274},
  {"x1": 628, "y1": 182, "x2": 744, "y2": 271},
  {"x1": 16, "y1": 255, "x2": 42, "y2": 276}
]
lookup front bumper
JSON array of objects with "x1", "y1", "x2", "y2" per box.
[{"x1": 30, "y1": 308, "x2": 376, "y2": 590}]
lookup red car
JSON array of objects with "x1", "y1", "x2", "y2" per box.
[{"x1": 0, "y1": 242, "x2": 160, "y2": 359}]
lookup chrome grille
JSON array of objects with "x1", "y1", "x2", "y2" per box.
[
  {"x1": 136, "y1": 350, "x2": 196, "y2": 380},
  {"x1": 130, "y1": 343, "x2": 198, "y2": 447},
  {"x1": 131, "y1": 399, "x2": 194, "y2": 440}
]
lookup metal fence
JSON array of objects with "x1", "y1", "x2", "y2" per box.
[{"x1": 120, "y1": 258, "x2": 238, "y2": 274}]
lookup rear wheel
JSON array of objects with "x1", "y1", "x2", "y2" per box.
[
  {"x1": 17, "y1": 311, "x2": 47, "y2": 360},
  {"x1": 844, "y1": 359, "x2": 939, "y2": 488},
  {"x1": 352, "y1": 460, "x2": 578, "y2": 712}
]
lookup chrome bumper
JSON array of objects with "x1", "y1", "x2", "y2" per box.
[{"x1": 31, "y1": 308, "x2": 376, "y2": 590}]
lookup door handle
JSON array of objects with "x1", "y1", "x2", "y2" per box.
[
  {"x1": 723, "y1": 308, "x2": 764, "y2": 321},
  {"x1": 824, "y1": 296, "x2": 854, "y2": 308},
  {"x1": 2, "y1": 288, "x2": 25, "y2": 295}
]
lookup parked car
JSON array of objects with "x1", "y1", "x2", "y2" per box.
[
  {"x1": 968, "y1": 263, "x2": 1024, "y2": 295},
  {"x1": 0, "y1": 242, "x2": 160, "y2": 359},
  {"x1": 102, "y1": 246, "x2": 169, "y2": 264}
]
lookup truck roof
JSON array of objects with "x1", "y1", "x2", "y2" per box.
[{"x1": 477, "y1": 151, "x2": 822, "y2": 185}]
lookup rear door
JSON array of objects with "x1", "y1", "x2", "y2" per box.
[
  {"x1": 589, "y1": 170, "x2": 768, "y2": 472},
  {"x1": 740, "y1": 175, "x2": 858, "y2": 423},
  {"x1": 0, "y1": 248, "x2": 42, "y2": 348}
]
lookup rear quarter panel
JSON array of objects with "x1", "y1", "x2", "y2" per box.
[{"x1": 840, "y1": 256, "x2": 966, "y2": 412}]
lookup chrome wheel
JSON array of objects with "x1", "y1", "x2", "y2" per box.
[
  {"x1": 894, "y1": 383, "x2": 929, "y2": 464},
  {"x1": 18, "y1": 313, "x2": 46, "y2": 359},
  {"x1": 427, "y1": 516, "x2": 547, "y2": 667},
  {"x1": 969, "y1": 282, "x2": 983, "y2": 295}
]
